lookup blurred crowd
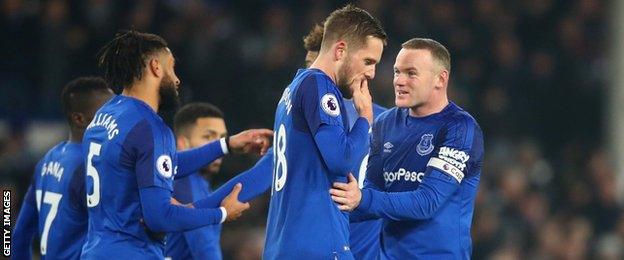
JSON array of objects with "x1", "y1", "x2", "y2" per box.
[{"x1": 0, "y1": 0, "x2": 617, "y2": 259}]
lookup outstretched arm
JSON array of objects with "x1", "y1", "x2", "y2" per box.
[
  {"x1": 194, "y1": 150, "x2": 273, "y2": 208},
  {"x1": 176, "y1": 129, "x2": 273, "y2": 179}
]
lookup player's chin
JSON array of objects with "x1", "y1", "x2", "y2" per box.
[{"x1": 395, "y1": 97, "x2": 411, "y2": 108}]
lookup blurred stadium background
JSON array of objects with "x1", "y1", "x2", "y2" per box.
[{"x1": 0, "y1": 0, "x2": 620, "y2": 259}]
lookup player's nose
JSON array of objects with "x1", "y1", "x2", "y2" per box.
[
  {"x1": 394, "y1": 74, "x2": 406, "y2": 86},
  {"x1": 364, "y1": 69, "x2": 375, "y2": 80}
]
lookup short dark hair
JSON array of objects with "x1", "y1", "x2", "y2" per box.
[
  {"x1": 303, "y1": 24, "x2": 324, "y2": 52},
  {"x1": 97, "y1": 30, "x2": 168, "y2": 91},
  {"x1": 61, "y1": 77, "x2": 111, "y2": 125},
  {"x1": 173, "y1": 102, "x2": 225, "y2": 136},
  {"x1": 402, "y1": 38, "x2": 451, "y2": 71},
  {"x1": 321, "y1": 4, "x2": 387, "y2": 51}
]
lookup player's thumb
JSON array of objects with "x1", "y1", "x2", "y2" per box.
[
  {"x1": 348, "y1": 173, "x2": 357, "y2": 183},
  {"x1": 231, "y1": 183, "x2": 243, "y2": 198}
]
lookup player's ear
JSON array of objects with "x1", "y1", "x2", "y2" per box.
[
  {"x1": 436, "y1": 69, "x2": 449, "y2": 89},
  {"x1": 71, "y1": 112, "x2": 88, "y2": 128},
  {"x1": 334, "y1": 41, "x2": 347, "y2": 61},
  {"x1": 148, "y1": 58, "x2": 162, "y2": 78}
]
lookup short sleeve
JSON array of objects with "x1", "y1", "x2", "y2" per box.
[
  {"x1": 427, "y1": 116, "x2": 484, "y2": 184},
  {"x1": 122, "y1": 120, "x2": 175, "y2": 191},
  {"x1": 297, "y1": 74, "x2": 345, "y2": 135}
]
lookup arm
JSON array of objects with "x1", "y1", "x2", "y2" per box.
[
  {"x1": 175, "y1": 129, "x2": 274, "y2": 179},
  {"x1": 194, "y1": 150, "x2": 273, "y2": 208},
  {"x1": 314, "y1": 118, "x2": 370, "y2": 175},
  {"x1": 139, "y1": 186, "x2": 225, "y2": 232},
  {"x1": 126, "y1": 121, "x2": 247, "y2": 233},
  {"x1": 12, "y1": 184, "x2": 38, "y2": 260},
  {"x1": 175, "y1": 139, "x2": 227, "y2": 179},
  {"x1": 336, "y1": 117, "x2": 484, "y2": 221},
  {"x1": 299, "y1": 75, "x2": 371, "y2": 176},
  {"x1": 356, "y1": 168, "x2": 460, "y2": 220}
]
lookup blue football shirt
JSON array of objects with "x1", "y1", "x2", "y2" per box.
[
  {"x1": 342, "y1": 98, "x2": 386, "y2": 260},
  {"x1": 26, "y1": 141, "x2": 87, "y2": 259},
  {"x1": 360, "y1": 103, "x2": 484, "y2": 259},
  {"x1": 166, "y1": 173, "x2": 222, "y2": 259},
  {"x1": 81, "y1": 95, "x2": 178, "y2": 258},
  {"x1": 264, "y1": 68, "x2": 365, "y2": 259}
]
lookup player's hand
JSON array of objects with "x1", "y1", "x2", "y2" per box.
[
  {"x1": 221, "y1": 183, "x2": 250, "y2": 221},
  {"x1": 330, "y1": 173, "x2": 362, "y2": 211},
  {"x1": 352, "y1": 79, "x2": 373, "y2": 125},
  {"x1": 228, "y1": 129, "x2": 273, "y2": 155}
]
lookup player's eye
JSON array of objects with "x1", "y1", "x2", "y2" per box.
[
  {"x1": 365, "y1": 59, "x2": 375, "y2": 66},
  {"x1": 408, "y1": 71, "x2": 417, "y2": 77},
  {"x1": 394, "y1": 69, "x2": 400, "y2": 75}
]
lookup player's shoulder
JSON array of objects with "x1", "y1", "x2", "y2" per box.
[
  {"x1": 92, "y1": 95, "x2": 168, "y2": 139},
  {"x1": 296, "y1": 68, "x2": 337, "y2": 96},
  {"x1": 442, "y1": 102, "x2": 482, "y2": 135},
  {"x1": 46, "y1": 141, "x2": 69, "y2": 157},
  {"x1": 374, "y1": 107, "x2": 401, "y2": 124},
  {"x1": 372, "y1": 102, "x2": 388, "y2": 117},
  {"x1": 35, "y1": 141, "x2": 67, "y2": 172}
]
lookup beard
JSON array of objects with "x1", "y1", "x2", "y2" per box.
[
  {"x1": 158, "y1": 75, "x2": 179, "y2": 114},
  {"x1": 336, "y1": 56, "x2": 354, "y2": 99}
]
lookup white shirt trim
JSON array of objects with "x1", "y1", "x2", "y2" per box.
[
  {"x1": 219, "y1": 137, "x2": 229, "y2": 154},
  {"x1": 219, "y1": 207, "x2": 227, "y2": 223}
]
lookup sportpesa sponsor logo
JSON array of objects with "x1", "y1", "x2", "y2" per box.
[
  {"x1": 383, "y1": 168, "x2": 425, "y2": 183},
  {"x1": 437, "y1": 146, "x2": 470, "y2": 171}
]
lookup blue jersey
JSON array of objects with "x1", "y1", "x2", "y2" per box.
[
  {"x1": 22, "y1": 141, "x2": 87, "y2": 259},
  {"x1": 359, "y1": 103, "x2": 484, "y2": 259},
  {"x1": 166, "y1": 173, "x2": 222, "y2": 259},
  {"x1": 81, "y1": 95, "x2": 178, "y2": 258},
  {"x1": 343, "y1": 99, "x2": 386, "y2": 260},
  {"x1": 265, "y1": 69, "x2": 369, "y2": 259}
]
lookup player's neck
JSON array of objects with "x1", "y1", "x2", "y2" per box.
[
  {"x1": 68, "y1": 129, "x2": 83, "y2": 143},
  {"x1": 309, "y1": 55, "x2": 337, "y2": 85},
  {"x1": 409, "y1": 97, "x2": 449, "y2": 118},
  {"x1": 122, "y1": 83, "x2": 159, "y2": 112}
]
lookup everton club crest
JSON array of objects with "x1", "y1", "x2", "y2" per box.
[{"x1": 416, "y1": 134, "x2": 434, "y2": 156}]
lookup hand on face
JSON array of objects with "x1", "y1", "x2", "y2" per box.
[{"x1": 351, "y1": 78, "x2": 373, "y2": 125}]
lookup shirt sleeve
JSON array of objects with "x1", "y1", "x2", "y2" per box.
[
  {"x1": 193, "y1": 150, "x2": 273, "y2": 208},
  {"x1": 356, "y1": 117, "x2": 484, "y2": 221},
  {"x1": 12, "y1": 176, "x2": 39, "y2": 260},
  {"x1": 121, "y1": 119, "x2": 175, "y2": 191},
  {"x1": 298, "y1": 74, "x2": 345, "y2": 135},
  {"x1": 175, "y1": 138, "x2": 227, "y2": 179},
  {"x1": 296, "y1": 74, "x2": 370, "y2": 175},
  {"x1": 139, "y1": 186, "x2": 224, "y2": 232}
]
